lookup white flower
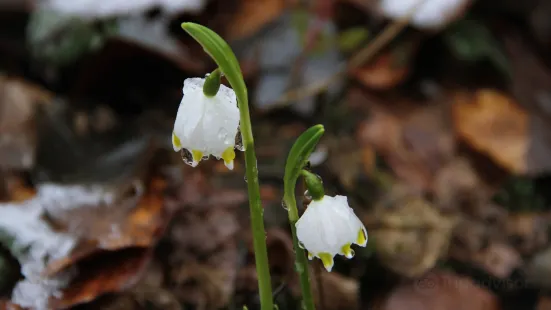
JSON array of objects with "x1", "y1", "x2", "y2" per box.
[
  {"x1": 296, "y1": 195, "x2": 367, "y2": 272},
  {"x1": 172, "y1": 77, "x2": 241, "y2": 170},
  {"x1": 379, "y1": 0, "x2": 471, "y2": 30}
]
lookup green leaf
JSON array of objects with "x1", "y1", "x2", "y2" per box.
[
  {"x1": 181, "y1": 22, "x2": 247, "y2": 104},
  {"x1": 283, "y1": 125, "x2": 325, "y2": 195}
]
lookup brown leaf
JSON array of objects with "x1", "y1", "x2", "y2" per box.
[
  {"x1": 357, "y1": 92, "x2": 454, "y2": 191},
  {"x1": 169, "y1": 208, "x2": 239, "y2": 257},
  {"x1": 172, "y1": 262, "x2": 233, "y2": 310},
  {"x1": 450, "y1": 215, "x2": 521, "y2": 279},
  {"x1": 45, "y1": 177, "x2": 170, "y2": 276},
  {"x1": 50, "y1": 248, "x2": 151, "y2": 309},
  {"x1": 352, "y1": 52, "x2": 411, "y2": 90},
  {"x1": 326, "y1": 135, "x2": 363, "y2": 190},
  {"x1": 367, "y1": 188, "x2": 457, "y2": 277},
  {"x1": 312, "y1": 271, "x2": 359, "y2": 310},
  {"x1": 226, "y1": 0, "x2": 289, "y2": 40},
  {"x1": 537, "y1": 296, "x2": 551, "y2": 310},
  {"x1": 377, "y1": 271, "x2": 500, "y2": 310},
  {"x1": 0, "y1": 75, "x2": 52, "y2": 170},
  {"x1": 506, "y1": 213, "x2": 548, "y2": 255},
  {"x1": 433, "y1": 157, "x2": 483, "y2": 211},
  {"x1": 527, "y1": 246, "x2": 551, "y2": 291},
  {"x1": 471, "y1": 243, "x2": 522, "y2": 279},
  {"x1": 452, "y1": 89, "x2": 529, "y2": 174},
  {"x1": 505, "y1": 33, "x2": 551, "y2": 175}
]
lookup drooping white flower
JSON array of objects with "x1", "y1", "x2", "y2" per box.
[
  {"x1": 296, "y1": 195, "x2": 367, "y2": 272},
  {"x1": 172, "y1": 77, "x2": 241, "y2": 170}
]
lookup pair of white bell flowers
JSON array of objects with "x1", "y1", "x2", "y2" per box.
[{"x1": 172, "y1": 77, "x2": 368, "y2": 272}]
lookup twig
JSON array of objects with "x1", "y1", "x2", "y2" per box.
[{"x1": 268, "y1": 1, "x2": 426, "y2": 108}]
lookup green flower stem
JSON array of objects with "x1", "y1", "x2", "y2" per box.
[
  {"x1": 283, "y1": 191, "x2": 315, "y2": 310},
  {"x1": 237, "y1": 86, "x2": 274, "y2": 310},
  {"x1": 180, "y1": 22, "x2": 273, "y2": 309}
]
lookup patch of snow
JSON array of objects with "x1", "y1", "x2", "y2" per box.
[
  {"x1": 0, "y1": 183, "x2": 116, "y2": 309},
  {"x1": 38, "y1": 0, "x2": 207, "y2": 18}
]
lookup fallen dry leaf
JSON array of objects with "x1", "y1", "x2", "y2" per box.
[
  {"x1": 376, "y1": 271, "x2": 500, "y2": 310},
  {"x1": 0, "y1": 176, "x2": 171, "y2": 309},
  {"x1": 433, "y1": 157, "x2": 485, "y2": 212},
  {"x1": 50, "y1": 248, "x2": 151, "y2": 309},
  {"x1": 527, "y1": 246, "x2": 551, "y2": 291},
  {"x1": 450, "y1": 212, "x2": 522, "y2": 280},
  {"x1": 506, "y1": 213, "x2": 548, "y2": 256},
  {"x1": 0, "y1": 75, "x2": 52, "y2": 170},
  {"x1": 326, "y1": 134, "x2": 364, "y2": 190},
  {"x1": 226, "y1": 0, "x2": 289, "y2": 40},
  {"x1": 471, "y1": 242, "x2": 522, "y2": 279},
  {"x1": 312, "y1": 271, "x2": 359, "y2": 310},
  {"x1": 366, "y1": 187, "x2": 457, "y2": 277},
  {"x1": 537, "y1": 296, "x2": 551, "y2": 310},
  {"x1": 165, "y1": 169, "x2": 243, "y2": 310},
  {"x1": 44, "y1": 177, "x2": 170, "y2": 276},
  {"x1": 351, "y1": 51, "x2": 411, "y2": 90},
  {"x1": 356, "y1": 90, "x2": 455, "y2": 191},
  {"x1": 505, "y1": 33, "x2": 551, "y2": 175},
  {"x1": 452, "y1": 89, "x2": 528, "y2": 174}
]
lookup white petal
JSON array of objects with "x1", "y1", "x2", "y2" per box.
[
  {"x1": 172, "y1": 77, "x2": 240, "y2": 168},
  {"x1": 173, "y1": 78, "x2": 206, "y2": 149},
  {"x1": 296, "y1": 195, "x2": 367, "y2": 264},
  {"x1": 224, "y1": 160, "x2": 234, "y2": 170}
]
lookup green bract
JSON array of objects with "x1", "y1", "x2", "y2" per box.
[
  {"x1": 202, "y1": 68, "x2": 222, "y2": 97},
  {"x1": 181, "y1": 23, "x2": 247, "y2": 107},
  {"x1": 301, "y1": 170, "x2": 324, "y2": 201},
  {"x1": 283, "y1": 124, "x2": 325, "y2": 196}
]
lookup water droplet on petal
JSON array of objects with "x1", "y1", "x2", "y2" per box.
[
  {"x1": 304, "y1": 190, "x2": 312, "y2": 200},
  {"x1": 218, "y1": 127, "x2": 229, "y2": 141},
  {"x1": 349, "y1": 249, "x2": 355, "y2": 258},
  {"x1": 281, "y1": 200, "x2": 288, "y2": 210},
  {"x1": 235, "y1": 127, "x2": 245, "y2": 151},
  {"x1": 180, "y1": 149, "x2": 193, "y2": 166},
  {"x1": 202, "y1": 155, "x2": 209, "y2": 160}
]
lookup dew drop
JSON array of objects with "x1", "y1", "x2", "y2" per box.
[
  {"x1": 180, "y1": 149, "x2": 193, "y2": 166},
  {"x1": 218, "y1": 127, "x2": 229, "y2": 141},
  {"x1": 298, "y1": 241, "x2": 305, "y2": 249},
  {"x1": 281, "y1": 200, "x2": 289, "y2": 210},
  {"x1": 235, "y1": 127, "x2": 245, "y2": 151},
  {"x1": 350, "y1": 249, "x2": 355, "y2": 258},
  {"x1": 202, "y1": 155, "x2": 209, "y2": 160},
  {"x1": 294, "y1": 262, "x2": 305, "y2": 273},
  {"x1": 304, "y1": 190, "x2": 312, "y2": 200}
]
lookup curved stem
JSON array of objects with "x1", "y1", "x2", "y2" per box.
[
  {"x1": 283, "y1": 191, "x2": 316, "y2": 310},
  {"x1": 236, "y1": 87, "x2": 274, "y2": 310}
]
